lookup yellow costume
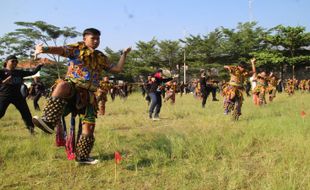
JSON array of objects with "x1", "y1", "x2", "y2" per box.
[{"x1": 223, "y1": 66, "x2": 250, "y2": 120}]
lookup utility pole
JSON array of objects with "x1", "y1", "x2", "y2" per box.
[
  {"x1": 183, "y1": 48, "x2": 186, "y2": 84},
  {"x1": 182, "y1": 29, "x2": 187, "y2": 85},
  {"x1": 249, "y1": 0, "x2": 253, "y2": 22}
]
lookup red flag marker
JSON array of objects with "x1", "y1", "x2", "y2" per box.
[
  {"x1": 301, "y1": 111, "x2": 306, "y2": 118},
  {"x1": 115, "y1": 151, "x2": 122, "y2": 164},
  {"x1": 114, "y1": 151, "x2": 122, "y2": 183}
]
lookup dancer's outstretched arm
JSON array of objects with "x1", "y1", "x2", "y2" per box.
[{"x1": 110, "y1": 47, "x2": 131, "y2": 73}]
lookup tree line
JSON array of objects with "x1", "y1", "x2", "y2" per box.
[{"x1": 0, "y1": 21, "x2": 310, "y2": 87}]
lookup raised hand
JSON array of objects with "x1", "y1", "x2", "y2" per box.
[
  {"x1": 123, "y1": 47, "x2": 132, "y2": 55},
  {"x1": 251, "y1": 58, "x2": 256, "y2": 64},
  {"x1": 34, "y1": 44, "x2": 44, "y2": 60}
]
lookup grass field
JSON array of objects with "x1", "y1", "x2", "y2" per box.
[{"x1": 0, "y1": 91, "x2": 309, "y2": 190}]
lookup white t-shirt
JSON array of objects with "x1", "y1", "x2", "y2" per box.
[{"x1": 249, "y1": 76, "x2": 256, "y2": 90}]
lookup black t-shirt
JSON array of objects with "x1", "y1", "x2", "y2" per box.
[
  {"x1": 144, "y1": 81, "x2": 152, "y2": 93},
  {"x1": 200, "y1": 77, "x2": 207, "y2": 90},
  {"x1": 0, "y1": 65, "x2": 42, "y2": 97}
]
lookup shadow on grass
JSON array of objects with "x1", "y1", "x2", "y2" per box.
[
  {"x1": 0, "y1": 156, "x2": 4, "y2": 167},
  {"x1": 126, "y1": 158, "x2": 153, "y2": 171},
  {"x1": 96, "y1": 152, "x2": 115, "y2": 161}
]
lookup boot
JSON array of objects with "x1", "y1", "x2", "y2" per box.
[
  {"x1": 75, "y1": 134, "x2": 98, "y2": 165},
  {"x1": 32, "y1": 97, "x2": 67, "y2": 134}
]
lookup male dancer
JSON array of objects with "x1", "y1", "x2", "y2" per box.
[
  {"x1": 29, "y1": 76, "x2": 46, "y2": 110},
  {"x1": 285, "y1": 79, "x2": 295, "y2": 96},
  {"x1": 96, "y1": 76, "x2": 112, "y2": 115},
  {"x1": 200, "y1": 69, "x2": 219, "y2": 108},
  {"x1": 267, "y1": 72, "x2": 278, "y2": 102},
  {"x1": 0, "y1": 55, "x2": 43, "y2": 134},
  {"x1": 199, "y1": 69, "x2": 208, "y2": 108},
  {"x1": 164, "y1": 81, "x2": 177, "y2": 104},
  {"x1": 252, "y1": 71, "x2": 267, "y2": 106},
  {"x1": 32, "y1": 28, "x2": 131, "y2": 164},
  {"x1": 223, "y1": 59, "x2": 255, "y2": 120}
]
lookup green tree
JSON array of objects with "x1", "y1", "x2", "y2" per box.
[
  {"x1": 181, "y1": 34, "x2": 205, "y2": 68},
  {"x1": 157, "y1": 40, "x2": 181, "y2": 71},
  {"x1": 135, "y1": 38, "x2": 161, "y2": 69},
  {"x1": 269, "y1": 25, "x2": 310, "y2": 78},
  {"x1": 0, "y1": 21, "x2": 80, "y2": 86},
  {"x1": 181, "y1": 34, "x2": 216, "y2": 79},
  {"x1": 221, "y1": 22, "x2": 267, "y2": 63},
  {"x1": 181, "y1": 23, "x2": 265, "y2": 79},
  {"x1": 103, "y1": 47, "x2": 153, "y2": 82}
]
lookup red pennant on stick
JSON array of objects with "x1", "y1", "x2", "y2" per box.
[
  {"x1": 301, "y1": 111, "x2": 306, "y2": 118},
  {"x1": 115, "y1": 152, "x2": 122, "y2": 164}
]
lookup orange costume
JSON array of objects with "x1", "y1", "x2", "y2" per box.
[
  {"x1": 285, "y1": 79, "x2": 295, "y2": 96},
  {"x1": 96, "y1": 77, "x2": 112, "y2": 115},
  {"x1": 252, "y1": 72, "x2": 267, "y2": 105},
  {"x1": 223, "y1": 66, "x2": 251, "y2": 120},
  {"x1": 164, "y1": 81, "x2": 177, "y2": 104}
]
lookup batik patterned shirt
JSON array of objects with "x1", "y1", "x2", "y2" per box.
[
  {"x1": 98, "y1": 80, "x2": 112, "y2": 93},
  {"x1": 228, "y1": 66, "x2": 249, "y2": 87},
  {"x1": 268, "y1": 77, "x2": 278, "y2": 87},
  {"x1": 62, "y1": 42, "x2": 113, "y2": 91}
]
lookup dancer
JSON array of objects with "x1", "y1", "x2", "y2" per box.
[
  {"x1": 0, "y1": 55, "x2": 43, "y2": 134},
  {"x1": 96, "y1": 76, "x2": 112, "y2": 116},
  {"x1": 179, "y1": 81, "x2": 186, "y2": 97},
  {"x1": 29, "y1": 76, "x2": 46, "y2": 110},
  {"x1": 32, "y1": 28, "x2": 131, "y2": 164},
  {"x1": 266, "y1": 72, "x2": 278, "y2": 102},
  {"x1": 252, "y1": 71, "x2": 268, "y2": 106},
  {"x1": 144, "y1": 75, "x2": 152, "y2": 105},
  {"x1": 222, "y1": 58, "x2": 255, "y2": 120},
  {"x1": 199, "y1": 69, "x2": 208, "y2": 108},
  {"x1": 200, "y1": 69, "x2": 219, "y2": 108},
  {"x1": 164, "y1": 81, "x2": 177, "y2": 104},
  {"x1": 148, "y1": 69, "x2": 173, "y2": 120},
  {"x1": 285, "y1": 79, "x2": 295, "y2": 96}
]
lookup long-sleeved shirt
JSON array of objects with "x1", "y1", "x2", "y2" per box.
[
  {"x1": 199, "y1": 77, "x2": 207, "y2": 91},
  {"x1": 149, "y1": 77, "x2": 173, "y2": 93},
  {"x1": 56, "y1": 42, "x2": 113, "y2": 91},
  {"x1": 0, "y1": 65, "x2": 42, "y2": 96}
]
